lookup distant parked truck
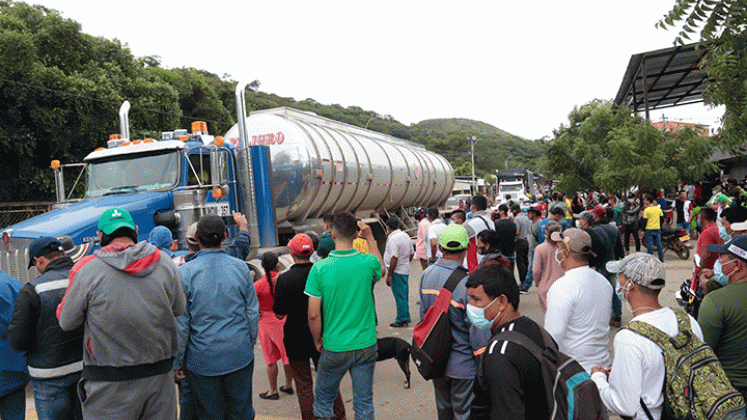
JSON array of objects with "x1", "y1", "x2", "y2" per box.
[
  {"x1": 495, "y1": 168, "x2": 535, "y2": 204},
  {"x1": 1, "y1": 81, "x2": 454, "y2": 283}
]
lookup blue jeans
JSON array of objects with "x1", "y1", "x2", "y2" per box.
[
  {"x1": 0, "y1": 386, "x2": 25, "y2": 420},
  {"x1": 523, "y1": 249, "x2": 535, "y2": 289},
  {"x1": 188, "y1": 361, "x2": 254, "y2": 420},
  {"x1": 677, "y1": 221, "x2": 691, "y2": 234},
  {"x1": 391, "y1": 273, "x2": 410, "y2": 323},
  {"x1": 32, "y1": 373, "x2": 82, "y2": 420},
  {"x1": 314, "y1": 344, "x2": 377, "y2": 420},
  {"x1": 179, "y1": 379, "x2": 198, "y2": 420},
  {"x1": 645, "y1": 229, "x2": 664, "y2": 262}
]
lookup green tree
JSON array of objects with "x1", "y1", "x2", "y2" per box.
[
  {"x1": 659, "y1": 0, "x2": 747, "y2": 151},
  {"x1": 548, "y1": 100, "x2": 716, "y2": 195}
]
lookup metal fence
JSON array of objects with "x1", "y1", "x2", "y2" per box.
[{"x1": 0, "y1": 202, "x2": 54, "y2": 230}]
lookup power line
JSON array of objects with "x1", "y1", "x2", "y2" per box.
[{"x1": 0, "y1": 77, "x2": 235, "y2": 128}]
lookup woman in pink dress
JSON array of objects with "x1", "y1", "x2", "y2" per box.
[
  {"x1": 532, "y1": 221, "x2": 566, "y2": 313},
  {"x1": 256, "y1": 253, "x2": 294, "y2": 400}
]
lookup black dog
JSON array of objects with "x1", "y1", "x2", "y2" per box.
[{"x1": 376, "y1": 337, "x2": 411, "y2": 389}]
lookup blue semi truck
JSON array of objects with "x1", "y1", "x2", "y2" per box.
[{"x1": 1, "y1": 82, "x2": 455, "y2": 282}]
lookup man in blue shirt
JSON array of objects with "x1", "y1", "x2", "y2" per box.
[
  {"x1": 420, "y1": 224, "x2": 489, "y2": 420},
  {"x1": 175, "y1": 214, "x2": 259, "y2": 419},
  {"x1": 0, "y1": 270, "x2": 27, "y2": 420}
]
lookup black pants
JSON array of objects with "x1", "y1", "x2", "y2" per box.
[
  {"x1": 622, "y1": 223, "x2": 640, "y2": 252},
  {"x1": 515, "y1": 238, "x2": 529, "y2": 286}
]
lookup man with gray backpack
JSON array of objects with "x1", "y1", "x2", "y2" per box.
[{"x1": 592, "y1": 253, "x2": 745, "y2": 420}]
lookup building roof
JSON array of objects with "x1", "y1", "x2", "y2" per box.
[{"x1": 613, "y1": 43, "x2": 709, "y2": 113}]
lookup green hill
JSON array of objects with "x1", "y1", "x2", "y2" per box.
[{"x1": 417, "y1": 118, "x2": 522, "y2": 140}]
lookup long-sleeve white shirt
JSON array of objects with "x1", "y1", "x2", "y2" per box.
[
  {"x1": 591, "y1": 308, "x2": 703, "y2": 419},
  {"x1": 544, "y1": 265, "x2": 612, "y2": 371}
]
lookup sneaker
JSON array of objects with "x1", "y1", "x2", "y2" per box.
[
  {"x1": 389, "y1": 320, "x2": 410, "y2": 328},
  {"x1": 519, "y1": 287, "x2": 529, "y2": 295}
]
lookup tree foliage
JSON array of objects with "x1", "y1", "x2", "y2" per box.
[
  {"x1": 548, "y1": 100, "x2": 717, "y2": 195},
  {"x1": 0, "y1": 1, "x2": 545, "y2": 203},
  {"x1": 658, "y1": 0, "x2": 747, "y2": 151}
]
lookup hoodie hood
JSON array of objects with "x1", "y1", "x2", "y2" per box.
[{"x1": 94, "y1": 241, "x2": 162, "y2": 277}]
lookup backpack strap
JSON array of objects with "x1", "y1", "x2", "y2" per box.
[
  {"x1": 493, "y1": 330, "x2": 546, "y2": 360},
  {"x1": 442, "y1": 267, "x2": 469, "y2": 293},
  {"x1": 621, "y1": 308, "x2": 694, "y2": 351},
  {"x1": 476, "y1": 215, "x2": 490, "y2": 230},
  {"x1": 639, "y1": 398, "x2": 655, "y2": 420}
]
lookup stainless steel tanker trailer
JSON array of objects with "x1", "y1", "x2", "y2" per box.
[{"x1": 0, "y1": 81, "x2": 454, "y2": 281}]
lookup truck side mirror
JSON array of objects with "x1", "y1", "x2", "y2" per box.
[{"x1": 210, "y1": 149, "x2": 228, "y2": 185}]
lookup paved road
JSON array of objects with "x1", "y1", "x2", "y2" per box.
[{"x1": 23, "y1": 243, "x2": 694, "y2": 419}]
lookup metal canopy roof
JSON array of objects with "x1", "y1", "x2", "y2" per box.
[{"x1": 613, "y1": 43, "x2": 709, "y2": 118}]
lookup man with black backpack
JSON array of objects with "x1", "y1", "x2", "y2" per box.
[
  {"x1": 592, "y1": 252, "x2": 745, "y2": 420},
  {"x1": 467, "y1": 263, "x2": 604, "y2": 419}
]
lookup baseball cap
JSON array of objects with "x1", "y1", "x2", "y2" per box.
[
  {"x1": 439, "y1": 224, "x2": 469, "y2": 251},
  {"x1": 288, "y1": 234, "x2": 314, "y2": 256},
  {"x1": 591, "y1": 205, "x2": 606, "y2": 218},
  {"x1": 606, "y1": 252, "x2": 666, "y2": 290},
  {"x1": 195, "y1": 214, "x2": 225, "y2": 243},
  {"x1": 27, "y1": 236, "x2": 64, "y2": 269},
  {"x1": 550, "y1": 228, "x2": 594, "y2": 255},
  {"x1": 729, "y1": 221, "x2": 747, "y2": 232},
  {"x1": 186, "y1": 222, "x2": 199, "y2": 246},
  {"x1": 98, "y1": 208, "x2": 135, "y2": 235},
  {"x1": 715, "y1": 195, "x2": 729, "y2": 203},
  {"x1": 707, "y1": 235, "x2": 747, "y2": 262}
]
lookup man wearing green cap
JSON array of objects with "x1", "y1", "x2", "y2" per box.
[
  {"x1": 419, "y1": 224, "x2": 487, "y2": 420},
  {"x1": 57, "y1": 208, "x2": 185, "y2": 420}
]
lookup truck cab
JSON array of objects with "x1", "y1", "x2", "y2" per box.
[{"x1": 1, "y1": 122, "x2": 242, "y2": 283}]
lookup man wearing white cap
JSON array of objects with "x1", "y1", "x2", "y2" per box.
[
  {"x1": 544, "y1": 228, "x2": 612, "y2": 372},
  {"x1": 592, "y1": 253, "x2": 703, "y2": 419}
]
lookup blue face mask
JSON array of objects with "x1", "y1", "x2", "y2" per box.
[
  {"x1": 719, "y1": 226, "x2": 732, "y2": 242},
  {"x1": 466, "y1": 298, "x2": 500, "y2": 330},
  {"x1": 713, "y1": 259, "x2": 737, "y2": 286},
  {"x1": 615, "y1": 281, "x2": 631, "y2": 302}
]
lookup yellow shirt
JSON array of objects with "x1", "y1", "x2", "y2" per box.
[{"x1": 643, "y1": 205, "x2": 663, "y2": 230}]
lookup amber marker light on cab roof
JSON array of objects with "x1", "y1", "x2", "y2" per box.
[
  {"x1": 50, "y1": 160, "x2": 60, "y2": 169},
  {"x1": 192, "y1": 121, "x2": 207, "y2": 133}
]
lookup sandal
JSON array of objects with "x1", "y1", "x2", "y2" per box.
[
  {"x1": 259, "y1": 391, "x2": 279, "y2": 400},
  {"x1": 280, "y1": 385, "x2": 294, "y2": 395}
]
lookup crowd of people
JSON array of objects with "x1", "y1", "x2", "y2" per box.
[{"x1": 1, "y1": 177, "x2": 747, "y2": 419}]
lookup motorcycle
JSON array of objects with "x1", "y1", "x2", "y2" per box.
[
  {"x1": 661, "y1": 224, "x2": 691, "y2": 260},
  {"x1": 675, "y1": 254, "x2": 704, "y2": 318}
]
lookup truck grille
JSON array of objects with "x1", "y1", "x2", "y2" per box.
[{"x1": 1, "y1": 238, "x2": 39, "y2": 284}]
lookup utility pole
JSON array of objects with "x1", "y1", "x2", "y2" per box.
[{"x1": 469, "y1": 135, "x2": 478, "y2": 194}]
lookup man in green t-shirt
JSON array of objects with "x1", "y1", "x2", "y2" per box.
[
  {"x1": 305, "y1": 212, "x2": 385, "y2": 420},
  {"x1": 701, "y1": 235, "x2": 747, "y2": 399},
  {"x1": 643, "y1": 194, "x2": 664, "y2": 262}
]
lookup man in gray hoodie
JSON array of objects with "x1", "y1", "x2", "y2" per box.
[{"x1": 57, "y1": 208, "x2": 185, "y2": 420}]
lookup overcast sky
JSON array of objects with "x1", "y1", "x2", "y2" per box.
[{"x1": 31, "y1": 0, "x2": 723, "y2": 139}]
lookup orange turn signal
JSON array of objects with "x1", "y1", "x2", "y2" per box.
[
  {"x1": 95, "y1": 147, "x2": 105, "y2": 151},
  {"x1": 215, "y1": 136, "x2": 225, "y2": 147},
  {"x1": 211, "y1": 188, "x2": 223, "y2": 199},
  {"x1": 50, "y1": 160, "x2": 60, "y2": 169}
]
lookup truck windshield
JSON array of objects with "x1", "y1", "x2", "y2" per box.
[
  {"x1": 500, "y1": 184, "x2": 524, "y2": 192},
  {"x1": 85, "y1": 151, "x2": 180, "y2": 198}
]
